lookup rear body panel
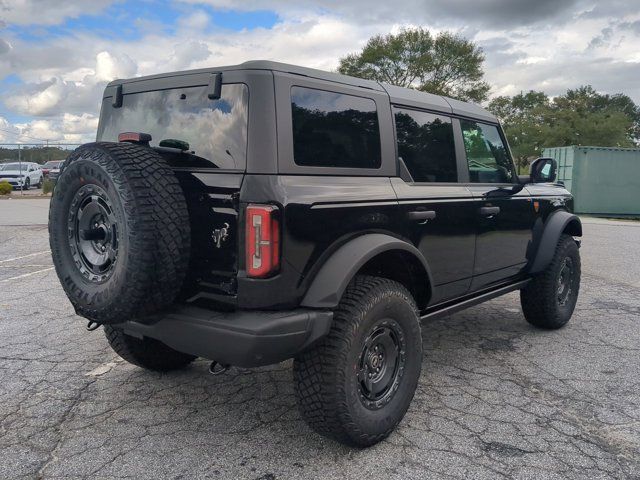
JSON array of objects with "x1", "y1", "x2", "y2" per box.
[{"x1": 237, "y1": 175, "x2": 400, "y2": 309}]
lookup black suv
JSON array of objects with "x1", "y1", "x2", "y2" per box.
[{"x1": 49, "y1": 61, "x2": 582, "y2": 447}]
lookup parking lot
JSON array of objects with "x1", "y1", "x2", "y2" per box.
[{"x1": 1, "y1": 199, "x2": 638, "y2": 479}]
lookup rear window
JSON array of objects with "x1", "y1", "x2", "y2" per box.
[
  {"x1": 97, "y1": 83, "x2": 248, "y2": 170},
  {"x1": 291, "y1": 86, "x2": 381, "y2": 169}
]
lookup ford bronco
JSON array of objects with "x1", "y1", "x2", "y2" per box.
[{"x1": 49, "y1": 61, "x2": 582, "y2": 447}]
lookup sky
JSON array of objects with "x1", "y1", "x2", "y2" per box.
[{"x1": 1, "y1": 0, "x2": 640, "y2": 144}]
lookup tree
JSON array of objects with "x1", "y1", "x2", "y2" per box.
[
  {"x1": 488, "y1": 86, "x2": 637, "y2": 173},
  {"x1": 338, "y1": 28, "x2": 490, "y2": 102},
  {"x1": 553, "y1": 85, "x2": 640, "y2": 141},
  {"x1": 0, "y1": 146, "x2": 71, "y2": 164},
  {"x1": 488, "y1": 91, "x2": 551, "y2": 172}
]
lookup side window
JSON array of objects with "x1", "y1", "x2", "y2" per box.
[
  {"x1": 461, "y1": 120, "x2": 515, "y2": 183},
  {"x1": 394, "y1": 108, "x2": 457, "y2": 182},
  {"x1": 291, "y1": 86, "x2": 381, "y2": 168}
]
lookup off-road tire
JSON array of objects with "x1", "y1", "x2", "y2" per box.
[
  {"x1": 294, "y1": 275, "x2": 423, "y2": 447},
  {"x1": 521, "y1": 234, "x2": 580, "y2": 329},
  {"x1": 49, "y1": 142, "x2": 190, "y2": 324},
  {"x1": 104, "y1": 325, "x2": 196, "y2": 371}
]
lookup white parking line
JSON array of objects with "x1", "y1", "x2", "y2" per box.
[
  {"x1": 0, "y1": 264, "x2": 52, "y2": 268},
  {"x1": 0, "y1": 267, "x2": 54, "y2": 283},
  {"x1": 0, "y1": 250, "x2": 50, "y2": 264}
]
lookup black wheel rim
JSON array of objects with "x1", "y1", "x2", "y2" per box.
[
  {"x1": 357, "y1": 319, "x2": 406, "y2": 410},
  {"x1": 67, "y1": 184, "x2": 119, "y2": 283},
  {"x1": 557, "y1": 256, "x2": 574, "y2": 306}
]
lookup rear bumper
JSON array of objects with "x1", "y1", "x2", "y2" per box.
[{"x1": 114, "y1": 306, "x2": 333, "y2": 367}]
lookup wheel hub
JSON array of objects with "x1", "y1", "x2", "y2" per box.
[
  {"x1": 557, "y1": 257, "x2": 574, "y2": 306},
  {"x1": 357, "y1": 320, "x2": 406, "y2": 410},
  {"x1": 68, "y1": 184, "x2": 119, "y2": 283}
]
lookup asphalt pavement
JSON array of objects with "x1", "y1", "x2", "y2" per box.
[
  {"x1": 0, "y1": 197, "x2": 50, "y2": 226},
  {"x1": 0, "y1": 204, "x2": 639, "y2": 479}
]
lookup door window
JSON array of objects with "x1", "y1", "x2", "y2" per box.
[
  {"x1": 461, "y1": 120, "x2": 515, "y2": 183},
  {"x1": 394, "y1": 108, "x2": 457, "y2": 182}
]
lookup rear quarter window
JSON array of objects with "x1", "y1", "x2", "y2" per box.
[{"x1": 290, "y1": 86, "x2": 381, "y2": 169}]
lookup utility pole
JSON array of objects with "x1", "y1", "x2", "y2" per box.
[{"x1": 18, "y1": 144, "x2": 23, "y2": 195}]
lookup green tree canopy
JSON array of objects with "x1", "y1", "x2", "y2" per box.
[
  {"x1": 338, "y1": 28, "x2": 490, "y2": 102},
  {"x1": 488, "y1": 86, "x2": 637, "y2": 172}
]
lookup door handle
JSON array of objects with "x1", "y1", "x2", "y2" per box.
[
  {"x1": 479, "y1": 206, "x2": 500, "y2": 217},
  {"x1": 407, "y1": 210, "x2": 436, "y2": 223}
]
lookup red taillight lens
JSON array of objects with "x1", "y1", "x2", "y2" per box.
[
  {"x1": 118, "y1": 132, "x2": 152, "y2": 144},
  {"x1": 246, "y1": 204, "x2": 280, "y2": 278}
]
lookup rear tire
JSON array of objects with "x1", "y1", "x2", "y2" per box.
[
  {"x1": 294, "y1": 275, "x2": 422, "y2": 447},
  {"x1": 49, "y1": 142, "x2": 190, "y2": 324},
  {"x1": 521, "y1": 234, "x2": 580, "y2": 329},
  {"x1": 104, "y1": 326, "x2": 196, "y2": 371}
]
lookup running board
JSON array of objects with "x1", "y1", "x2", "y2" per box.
[{"x1": 421, "y1": 279, "x2": 530, "y2": 321}]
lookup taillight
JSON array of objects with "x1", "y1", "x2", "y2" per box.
[{"x1": 246, "y1": 204, "x2": 280, "y2": 278}]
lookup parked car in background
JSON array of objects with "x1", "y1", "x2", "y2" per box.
[
  {"x1": 42, "y1": 160, "x2": 64, "y2": 177},
  {"x1": 0, "y1": 162, "x2": 43, "y2": 189},
  {"x1": 48, "y1": 161, "x2": 64, "y2": 182}
]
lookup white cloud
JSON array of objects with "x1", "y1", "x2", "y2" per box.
[
  {"x1": 0, "y1": 114, "x2": 96, "y2": 144},
  {"x1": 94, "y1": 51, "x2": 137, "y2": 82},
  {"x1": 5, "y1": 78, "x2": 65, "y2": 116},
  {"x1": 0, "y1": 0, "x2": 116, "y2": 26},
  {"x1": 0, "y1": 116, "x2": 22, "y2": 143},
  {"x1": 4, "y1": 50, "x2": 138, "y2": 117},
  {"x1": 0, "y1": 38, "x2": 11, "y2": 55},
  {"x1": 178, "y1": 10, "x2": 211, "y2": 30}
]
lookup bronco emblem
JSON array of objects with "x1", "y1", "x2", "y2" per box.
[{"x1": 212, "y1": 222, "x2": 230, "y2": 248}]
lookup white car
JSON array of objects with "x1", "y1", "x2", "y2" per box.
[{"x1": 0, "y1": 162, "x2": 43, "y2": 190}]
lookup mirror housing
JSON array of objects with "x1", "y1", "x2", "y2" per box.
[{"x1": 528, "y1": 157, "x2": 557, "y2": 183}]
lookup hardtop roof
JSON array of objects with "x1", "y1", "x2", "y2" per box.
[{"x1": 107, "y1": 60, "x2": 497, "y2": 123}]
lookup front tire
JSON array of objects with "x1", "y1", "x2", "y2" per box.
[
  {"x1": 521, "y1": 234, "x2": 581, "y2": 329},
  {"x1": 104, "y1": 326, "x2": 196, "y2": 371},
  {"x1": 23, "y1": 178, "x2": 30, "y2": 190},
  {"x1": 294, "y1": 275, "x2": 423, "y2": 447}
]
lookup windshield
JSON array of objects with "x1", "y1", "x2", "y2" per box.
[
  {"x1": 97, "y1": 83, "x2": 248, "y2": 170},
  {"x1": 1, "y1": 163, "x2": 28, "y2": 170},
  {"x1": 43, "y1": 161, "x2": 61, "y2": 168}
]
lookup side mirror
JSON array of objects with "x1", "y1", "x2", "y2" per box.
[{"x1": 529, "y1": 157, "x2": 557, "y2": 183}]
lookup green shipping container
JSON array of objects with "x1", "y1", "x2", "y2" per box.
[{"x1": 543, "y1": 146, "x2": 640, "y2": 216}]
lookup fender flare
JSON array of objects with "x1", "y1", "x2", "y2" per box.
[
  {"x1": 300, "y1": 233, "x2": 433, "y2": 309},
  {"x1": 529, "y1": 210, "x2": 582, "y2": 274}
]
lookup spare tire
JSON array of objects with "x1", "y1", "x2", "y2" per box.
[{"x1": 49, "y1": 142, "x2": 190, "y2": 324}]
